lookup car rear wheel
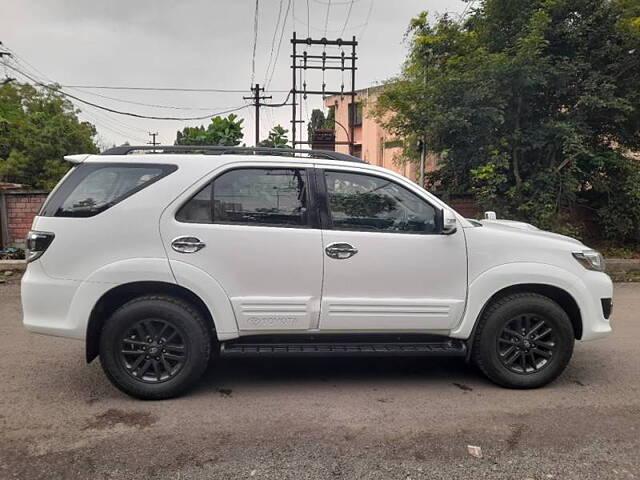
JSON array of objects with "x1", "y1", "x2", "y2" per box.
[
  {"x1": 472, "y1": 293, "x2": 574, "y2": 389},
  {"x1": 99, "y1": 295, "x2": 211, "y2": 399}
]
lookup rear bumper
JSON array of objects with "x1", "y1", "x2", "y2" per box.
[{"x1": 21, "y1": 261, "x2": 84, "y2": 339}]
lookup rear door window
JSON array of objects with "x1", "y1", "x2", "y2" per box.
[
  {"x1": 40, "y1": 163, "x2": 176, "y2": 217},
  {"x1": 176, "y1": 168, "x2": 310, "y2": 227}
]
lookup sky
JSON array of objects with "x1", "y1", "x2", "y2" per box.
[{"x1": 1, "y1": 0, "x2": 467, "y2": 150}]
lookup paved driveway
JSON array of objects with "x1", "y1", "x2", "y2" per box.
[{"x1": 1, "y1": 282, "x2": 639, "y2": 479}]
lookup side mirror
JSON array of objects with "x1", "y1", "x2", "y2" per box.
[{"x1": 441, "y1": 209, "x2": 457, "y2": 235}]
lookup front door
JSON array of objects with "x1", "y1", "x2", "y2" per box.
[
  {"x1": 161, "y1": 164, "x2": 323, "y2": 332},
  {"x1": 318, "y1": 167, "x2": 467, "y2": 331}
]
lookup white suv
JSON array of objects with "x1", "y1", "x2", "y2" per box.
[{"x1": 21, "y1": 146, "x2": 613, "y2": 399}]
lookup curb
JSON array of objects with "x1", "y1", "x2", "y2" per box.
[{"x1": 0, "y1": 260, "x2": 26, "y2": 273}]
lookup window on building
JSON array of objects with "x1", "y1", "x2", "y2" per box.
[{"x1": 349, "y1": 102, "x2": 363, "y2": 127}]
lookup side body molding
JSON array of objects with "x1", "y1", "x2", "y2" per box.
[{"x1": 449, "y1": 262, "x2": 602, "y2": 340}]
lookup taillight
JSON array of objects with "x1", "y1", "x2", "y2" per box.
[{"x1": 26, "y1": 231, "x2": 55, "y2": 263}]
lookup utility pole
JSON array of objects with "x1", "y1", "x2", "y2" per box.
[
  {"x1": 290, "y1": 33, "x2": 358, "y2": 154},
  {"x1": 417, "y1": 138, "x2": 426, "y2": 188},
  {"x1": 147, "y1": 132, "x2": 159, "y2": 146},
  {"x1": 243, "y1": 83, "x2": 271, "y2": 146}
]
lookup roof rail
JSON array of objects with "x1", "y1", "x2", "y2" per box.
[{"x1": 99, "y1": 145, "x2": 364, "y2": 163}]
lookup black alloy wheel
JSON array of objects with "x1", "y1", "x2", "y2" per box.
[
  {"x1": 497, "y1": 314, "x2": 556, "y2": 374},
  {"x1": 119, "y1": 319, "x2": 187, "y2": 383},
  {"x1": 100, "y1": 295, "x2": 211, "y2": 399},
  {"x1": 472, "y1": 292, "x2": 574, "y2": 389}
]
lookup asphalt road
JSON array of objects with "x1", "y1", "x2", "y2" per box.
[{"x1": 1, "y1": 280, "x2": 639, "y2": 480}]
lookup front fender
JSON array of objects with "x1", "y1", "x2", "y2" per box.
[{"x1": 449, "y1": 262, "x2": 609, "y2": 341}]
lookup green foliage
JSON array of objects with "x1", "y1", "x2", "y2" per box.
[
  {"x1": 259, "y1": 125, "x2": 290, "y2": 148},
  {"x1": 330, "y1": 192, "x2": 396, "y2": 218},
  {"x1": 307, "y1": 108, "x2": 335, "y2": 140},
  {"x1": 374, "y1": 0, "x2": 640, "y2": 242},
  {"x1": 0, "y1": 83, "x2": 98, "y2": 189},
  {"x1": 175, "y1": 114, "x2": 244, "y2": 146}
]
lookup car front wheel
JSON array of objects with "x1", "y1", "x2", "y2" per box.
[
  {"x1": 472, "y1": 292, "x2": 575, "y2": 389},
  {"x1": 99, "y1": 295, "x2": 211, "y2": 399}
]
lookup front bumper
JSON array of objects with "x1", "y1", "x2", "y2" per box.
[{"x1": 579, "y1": 271, "x2": 613, "y2": 341}]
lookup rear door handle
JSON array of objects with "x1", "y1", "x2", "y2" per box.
[
  {"x1": 325, "y1": 242, "x2": 358, "y2": 259},
  {"x1": 171, "y1": 236, "x2": 206, "y2": 254}
]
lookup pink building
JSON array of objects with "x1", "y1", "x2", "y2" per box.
[{"x1": 324, "y1": 87, "x2": 438, "y2": 182}]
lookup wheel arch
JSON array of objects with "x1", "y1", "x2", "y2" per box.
[
  {"x1": 475, "y1": 283, "x2": 582, "y2": 339},
  {"x1": 86, "y1": 281, "x2": 215, "y2": 363},
  {"x1": 463, "y1": 282, "x2": 582, "y2": 361}
]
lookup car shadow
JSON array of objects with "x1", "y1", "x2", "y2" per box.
[{"x1": 192, "y1": 355, "x2": 483, "y2": 393}]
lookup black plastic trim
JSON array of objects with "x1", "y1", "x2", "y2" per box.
[
  {"x1": 601, "y1": 298, "x2": 612, "y2": 319},
  {"x1": 220, "y1": 336, "x2": 467, "y2": 358},
  {"x1": 100, "y1": 145, "x2": 364, "y2": 163}
]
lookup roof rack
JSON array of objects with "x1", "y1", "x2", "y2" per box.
[{"x1": 99, "y1": 145, "x2": 365, "y2": 163}]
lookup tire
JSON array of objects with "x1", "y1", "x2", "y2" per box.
[
  {"x1": 472, "y1": 293, "x2": 574, "y2": 389},
  {"x1": 99, "y1": 295, "x2": 211, "y2": 400}
]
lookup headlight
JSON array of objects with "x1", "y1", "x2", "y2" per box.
[{"x1": 572, "y1": 250, "x2": 605, "y2": 272}]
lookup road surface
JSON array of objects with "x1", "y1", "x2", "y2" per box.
[{"x1": 1, "y1": 281, "x2": 638, "y2": 479}]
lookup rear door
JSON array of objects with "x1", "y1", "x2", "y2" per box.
[
  {"x1": 160, "y1": 163, "x2": 323, "y2": 332},
  {"x1": 317, "y1": 166, "x2": 467, "y2": 331}
]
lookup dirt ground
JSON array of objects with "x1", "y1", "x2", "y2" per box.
[{"x1": 1, "y1": 281, "x2": 638, "y2": 479}]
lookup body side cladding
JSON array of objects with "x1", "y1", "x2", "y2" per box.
[
  {"x1": 451, "y1": 262, "x2": 589, "y2": 346},
  {"x1": 85, "y1": 280, "x2": 216, "y2": 363}
]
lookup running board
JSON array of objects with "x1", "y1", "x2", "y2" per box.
[{"x1": 219, "y1": 340, "x2": 467, "y2": 358}]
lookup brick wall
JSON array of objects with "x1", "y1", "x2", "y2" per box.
[
  {"x1": 1, "y1": 191, "x2": 49, "y2": 248},
  {"x1": 449, "y1": 198, "x2": 482, "y2": 219}
]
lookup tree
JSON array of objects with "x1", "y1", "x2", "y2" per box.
[
  {"x1": 0, "y1": 83, "x2": 98, "y2": 189},
  {"x1": 175, "y1": 114, "x2": 244, "y2": 146},
  {"x1": 374, "y1": 0, "x2": 640, "y2": 242},
  {"x1": 307, "y1": 108, "x2": 335, "y2": 140},
  {"x1": 259, "y1": 125, "x2": 290, "y2": 148}
]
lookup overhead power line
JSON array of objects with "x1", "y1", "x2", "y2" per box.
[
  {"x1": 4, "y1": 63, "x2": 250, "y2": 121},
  {"x1": 60, "y1": 85, "x2": 265, "y2": 93},
  {"x1": 264, "y1": 0, "x2": 285, "y2": 86},
  {"x1": 340, "y1": 0, "x2": 356, "y2": 37},
  {"x1": 324, "y1": 0, "x2": 332, "y2": 36},
  {"x1": 313, "y1": 0, "x2": 362, "y2": 5},
  {"x1": 264, "y1": 0, "x2": 291, "y2": 88},
  {"x1": 250, "y1": 0, "x2": 260, "y2": 86},
  {"x1": 265, "y1": 0, "x2": 292, "y2": 89},
  {"x1": 358, "y1": 0, "x2": 375, "y2": 41},
  {"x1": 70, "y1": 85, "x2": 241, "y2": 111}
]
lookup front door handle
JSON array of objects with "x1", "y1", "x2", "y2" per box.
[
  {"x1": 171, "y1": 236, "x2": 206, "y2": 254},
  {"x1": 325, "y1": 242, "x2": 358, "y2": 260}
]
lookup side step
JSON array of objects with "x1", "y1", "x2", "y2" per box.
[{"x1": 220, "y1": 340, "x2": 467, "y2": 358}]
